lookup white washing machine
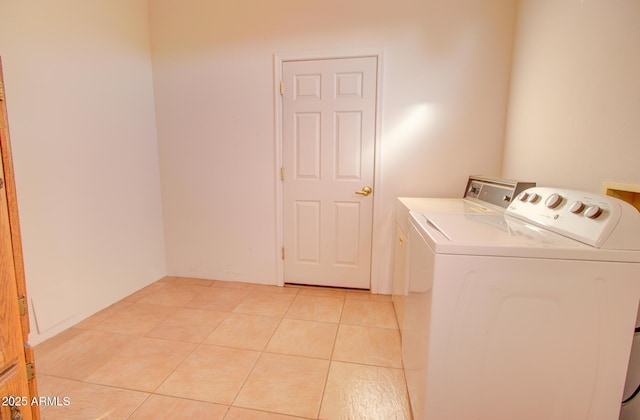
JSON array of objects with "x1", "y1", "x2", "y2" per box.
[{"x1": 405, "y1": 187, "x2": 640, "y2": 420}]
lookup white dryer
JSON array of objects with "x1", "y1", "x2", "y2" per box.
[
  {"x1": 394, "y1": 176, "x2": 534, "y2": 408},
  {"x1": 397, "y1": 176, "x2": 535, "y2": 231},
  {"x1": 405, "y1": 187, "x2": 640, "y2": 420}
]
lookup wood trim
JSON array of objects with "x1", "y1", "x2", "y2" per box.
[
  {"x1": 0, "y1": 56, "x2": 39, "y2": 419},
  {"x1": 24, "y1": 344, "x2": 40, "y2": 419},
  {"x1": 0, "y1": 57, "x2": 30, "y2": 340}
]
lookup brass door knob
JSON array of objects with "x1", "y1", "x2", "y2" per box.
[{"x1": 355, "y1": 186, "x2": 373, "y2": 197}]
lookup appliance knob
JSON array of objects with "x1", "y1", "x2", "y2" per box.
[
  {"x1": 584, "y1": 205, "x2": 603, "y2": 219},
  {"x1": 545, "y1": 193, "x2": 562, "y2": 209},
  {"x1": 518, "y1": 192, "x2": 529, "y2": 201},
  {"x1": 527, "y1": 192, "x2": 539, "y2": 203},
  {"x1": 569, "y1": 201, "x2": 585, "y2": 214}
]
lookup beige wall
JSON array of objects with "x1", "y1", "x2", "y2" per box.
[
  {"x1": 149, "y1": 0, "x2": 517, "y2": 293},
  {"x1": 503, "y1": 0, "x2": 640, "y2": 191},
  {"x1": 0, "y1": 0, "x2": 166, "y2": 344},
  {"x1": 1, "y1": 0, "x2": 635, "y2": 345},
  {"x1": 0, "y1": 1, "x2": 518, "y2": 343}
]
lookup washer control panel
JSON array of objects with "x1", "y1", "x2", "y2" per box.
[{"x1": 506, "y1": 187, "x2": 640, "y2": 249}]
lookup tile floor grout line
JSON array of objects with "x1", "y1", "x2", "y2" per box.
[
  {"x1": 137, "y1": 290, "x2": 237, "y2": 398},
  {"x1": 226, "y1": 294, "x2": 293, "y2": 411},
  {"x1": 223, "y1": 405, "x2": 316, "y2": 420},
  {"x1": 316, "y1": 313, "x2": 344, "y2": 419},
  {"x1": 314, "y1": 294, "x2": 347, "y2": 419},
  {"x1": 125, "y1": 392, "x2": 153, "y2": 419},
  {"x1": 70, "y1": 380, "x2": 152, "y2": 395},
  {"x1": 34, "y1": 278, "x2": 409, "y2": 418},
  {"x1": 75, "y1": 299, "x2": 135, "y2": 329},
  {"x1": 146, "y1": 338, "x2": 205, "y2": 396}
]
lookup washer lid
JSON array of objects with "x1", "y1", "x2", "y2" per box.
[{"x1": 409, "y1": 211, "x2": 640, "y2": 262}]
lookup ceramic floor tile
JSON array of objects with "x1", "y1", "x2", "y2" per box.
[
  {"x1": 233, "y1": 291, "x2": 296, "y2": 317},
  {"x1": 265, "y1": 319, "x2": 338, "y2": 359},
  {"x1": 137, "y1": 284, "x2": 210, "y2": 307},
  {"x1": 156, "y1": 344, "x2": 260, "y2": 404},
  {"x1": 39, "y1": 382, "x2": 148, "y2": 420},
  {"x1": 319, "y1": 361, "x2": 410, "y2": 420},
  {"x1": 225, "y1": 407, "x2": 308, "y2": 419},
  {"x1": 74, "y1": 300, "x2": 134, "y2": 329},
  {"x1": 297, "y1": 286, "x2": 347, "y2": 299},
  {"x1": 92, "y1": 303, "x2": 177, "y2": 336},
  {"x1": 333, "y1": 324, "x2": 403, "y2": 368},
  {"x1": 345, "y1": 290, "x2": 392, "y2": 302},
  {"x1": 146, "y1": 307, "x2": 227, "y2": 343},
  {"x1": 123, "y1": 281, "x2": 169, "y2": 302},
  {"x1": 85, "y1": 337, "x2": 197, "y2": 392},
  {"x1": 185, "y1": 287, "x2": 252, "y2": 312},
  {"x1": 285, "y1": 295, "x2": 344, "y2": 323},
  {"x1": 33, "y1": 328, "x2": 86, "y2": 356},
  {"x1": 34, "y1": 279, "x2": 412, "y2": 418},
  {"x1": 204, "y1": 313, "x2": 280, "y2": 351},
  {"x1": 35, "y1": 329, "x2": 131, "y2": 381},
  {"x1": 251, "y1": 284, "x2": 300, "y2": 295},
  {"x1": 234, "y1": 353, "x2": 330, "y2": 418},
  {"x1": 177, "y1": 283, "x2": 219, "y2": 295},
  {"x1": 129, "y1": 394, "x2": 228, "y2": 419},
  {"x1": 209, "y1": 279, "x2": 256, "y2": 290},
  {"x1": 159, "y1": 276, "x2": 216, "y2": 287},
  {"x1": 36, "y1": 374, "x2": 81, "y2": 399},
  {"x1": 340, "y1": 299, "x2": 399, "y2": 329}
]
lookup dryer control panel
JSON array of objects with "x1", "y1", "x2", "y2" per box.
[
  {"x1": 464, "y1": 176, "x2": 535, "y2": 209},
  {"x1": 506, "y1": 187, "x2": 640, "y2": 250}
]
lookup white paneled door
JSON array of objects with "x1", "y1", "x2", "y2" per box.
[{"x1": 282, "y1": 56, "x2": 378, "y2": 289}]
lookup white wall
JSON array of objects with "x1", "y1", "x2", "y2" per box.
[
  {"x1": 0, "y1": 0, "x2": 166, "y2": 345},
  {"x1": 503, "y1": 0, "x2": 640, "y2": 192},
  {"x1": 149, "y1": 0, "x2": 517, "y2": 293}
]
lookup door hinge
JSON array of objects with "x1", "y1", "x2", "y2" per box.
[
  {"x1": 280, "y1": 167, "x2": 284, "y2": 180},
  {"x1": 281, "y1": 247, "x2": 285, "y2": 260},
  {"x1": 0, "y1": 80, "x2": 4, "y2": 102},
  {"x1": 25, "y1": 362, "x2": 35, "y2": 381},
  {"x1": 279, "y1": 81, "x2": 284, "y2": 95},
  {"x1": 18, "y1": 297, "x2": 27, "y2": 316}
]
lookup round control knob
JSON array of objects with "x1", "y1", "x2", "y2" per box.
[
  {"x1": 584, "y1": 205, "x2": 603, "y2": 219},
  {"x1": 544, "y1": 193, "x2": 562, "y2": 209},
  {"x1": 518, "y1": 192, "x2": 529, "y2": 202},
  {"x1": 527, "y1": 192, "x2": 539, "y2": 203},
  {"x1": 569, "y1": 201, "x2": 585, "y2": 214}
]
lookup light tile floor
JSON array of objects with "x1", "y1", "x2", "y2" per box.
[{"x1": 34, "y1": 277, "x2": 411, "y2": 419}]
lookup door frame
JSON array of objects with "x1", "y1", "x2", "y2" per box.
[{"x1": 273, "y1": 49, "x2": 385, "y2": 292}]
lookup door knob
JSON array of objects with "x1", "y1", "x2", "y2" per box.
[{"x1": 355, "y1": 186, "x2": 373, "y2": 197}]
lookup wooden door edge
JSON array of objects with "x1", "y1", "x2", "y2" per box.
[
  {"x1": 0, "y1": 57, "x2": 30, "y2": 341},
  {"x1": 24, "y1": 344, "x2": 40, "y2": 419}
]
